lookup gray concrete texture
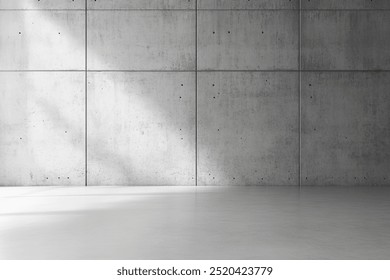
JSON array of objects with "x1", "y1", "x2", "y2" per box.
[
  {"x1": 87, "y1": 0, "x2": 195, "y2": 9},
  {"x1": 302, "y1": 11, "x2": 390, "y2": 70},
  {"x1": 198, "y1": 0, "x2": 299, "y2": 9},
  {"x1": 0, "y1": 0, "x2": 390, "y2": 186},
  {"x1": 0, "y1": 10, "x2": 84, "y2": 70},
  {"x1": 0, "y1": 0, "x2": 84, "y2": 9},
  {"x1": 87, "y1": 11, "x2": 195, "y2": 70},
  {"x1": 87, "y1": 72, "x2": 195, "y2": 185},
  {"x1": 301, "y1": 72, "x2": 390, "y2": 186},
  {"x1": 198, "y1": 72, "x2": 299, "y2": 185},
  {"x1": 0, "y1": 72, "x2": 85, "y2": 185},
  {"x1": 302, "y1": 0, "x2": 390, "y2": 10},
  {"x1": 198, "y1": 10, "x2": 298, "y2": 70}
]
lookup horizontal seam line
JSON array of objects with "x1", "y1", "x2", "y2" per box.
[
  {"x1": 1, "y1": 9, "x2": 390, "y2": 11},
  {"x1": 1, "y1": 70, "x2": 390, "y2": 72}
]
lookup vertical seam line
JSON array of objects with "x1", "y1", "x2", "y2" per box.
[
  {"x1": 299, "y1": 0, "x2": 302, "y2": 189},
  {"x1": 85, "y1": 0, "x2": 88, "y2": 187},
  {"x1": 195, "y1": 0, "x2": 198, "y2": 186}
]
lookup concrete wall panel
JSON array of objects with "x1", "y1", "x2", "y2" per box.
[
  {"x1": 0, "y1": 11, "x2": 85, "y2": 70},
  {"x1": 198, "y1": 0, "x2": 298, "y2": 9},
  {"x1": 198, "y1": 72, "x2": 299, "y2": 186},
  {"x1": 87, "y1": 11, "x2": 195, "y2": 70},
  {"x1": 302, "y1": 0, "x2": 390, "y2": 10},
  {"x1": 0, "y1": 0, "x2": 84, "y2": 9},
  {"x1": 302, "y1": 11, "x2": 390, "y2": 70},
  {"x1": 198, "y1": 11, "x2": 298, "y2": 70},
  {"x1": 88, "y1": 72, "x2": 195, "y2": 186},
  {"x1": 88, "y1": 0, "x2": 194, "y2": 10},
  {"x1": 0, "y1": 72, "x2": 85, "y2": 186},
  {"x1": 302, "y1": 72, "x2": 390, "y2": 186}
]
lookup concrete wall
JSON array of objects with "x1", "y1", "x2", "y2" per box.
[
  {"x1": 301, "y1": 1, "x2": 390, "y2": 186},
  {"x1": 0, "y1": 2, "x2": 85, "y2": 186},
  {"x1": 0, "y1": 0, "x2": 389, "y2": 186},
  {"x1": 86, "y1": 2, "x2": 196, "y2": 185},
  {"x1": 197, "y1": 1, "x2": 299, "y2": 186}
]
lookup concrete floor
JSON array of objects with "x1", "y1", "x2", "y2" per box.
[{"x1": 0, "y1": 186, "x2": 389, "y2": 260}]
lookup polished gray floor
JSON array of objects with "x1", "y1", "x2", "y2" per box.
[{"x1": 0, "y1": 186, "x2": 389, "y2": 259}]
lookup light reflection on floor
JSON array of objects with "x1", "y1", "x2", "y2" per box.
[{"x1": 0, "y1": 186, "x2": 389, "y2": 259}]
